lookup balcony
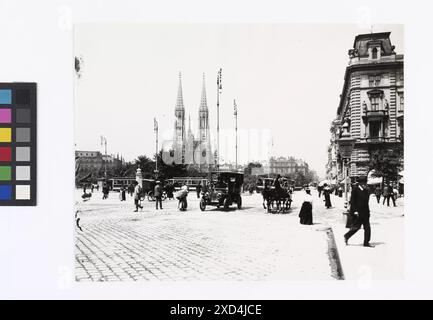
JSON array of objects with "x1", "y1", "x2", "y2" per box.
[
  {"x1": 362, "y1": 109, "x2": 388, "y2": 123},
  {"x1": 358, "y1": 136, "x2": 388, "y2": 144}
]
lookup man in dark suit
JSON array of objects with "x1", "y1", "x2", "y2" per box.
[{"x1": 344, "y1": 175, "x2": 373, "y2": 247}]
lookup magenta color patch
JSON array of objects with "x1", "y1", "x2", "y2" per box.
[{"x1": 0, "y1": 109, "x2": 11, "y2": 123}]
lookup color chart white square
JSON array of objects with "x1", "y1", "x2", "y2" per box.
[
  {"x1": 15, "y1": 185, "x2": 30, "y2": 200},
  {"x1": 16, "y1": 166, "x2": 31, "y2": 181}
]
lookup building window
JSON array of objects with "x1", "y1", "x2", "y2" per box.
[
  {"x1": 372, "y1": 47, "x2": 378, "y2": 59},
  {"x1": 399, "y1": 94, "x2": 404, "y2": 111},
  {"x1": 369, "y1": 75, "x2": 381, "y2": 87},
  {"x1": 369, "y1": 121, "x2": 381, "y2": 138},
  {"x1": 370, "y1": 96, "x2": 380, "y2": 111}
]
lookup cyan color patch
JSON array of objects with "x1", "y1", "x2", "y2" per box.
[{"x1": 0, "y1": 89, "x2": 12, "y2": 104}]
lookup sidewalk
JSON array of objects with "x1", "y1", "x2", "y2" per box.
[{"x1": 311, "y1": 191, "x2": 404, "y2": 281}]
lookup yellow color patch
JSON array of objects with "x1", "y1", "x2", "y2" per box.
[{"x1": 0, "y1": 128, "x2": 11, "y2": 142}]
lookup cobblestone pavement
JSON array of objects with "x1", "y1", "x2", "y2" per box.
[
  {"x1": 75, "y1": 189, "x2": 404, "y2": 281},
  {"x1": 75, "y1": 190, "x2": 334, "y2": 281}
]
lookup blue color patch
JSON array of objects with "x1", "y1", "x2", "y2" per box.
[
  {"x1": 0, "y1": 185, "x2": 12, "y2": 200},
  {"x1": 0, "y1": 89, "x2": 12, "y2": 104}
]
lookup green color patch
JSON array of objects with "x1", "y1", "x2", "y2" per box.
[{"x1": 0, "y1": 166, "x2": 11, "y2": 181}]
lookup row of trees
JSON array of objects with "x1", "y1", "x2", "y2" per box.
[{"x1": 76, "y1": 151, "x2": 206, "y2": 185}]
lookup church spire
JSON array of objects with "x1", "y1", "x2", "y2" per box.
[
  {"x1": 188, "y1": 114, "x2": 192, "y2": 135},
  {"x1": 176, "y1": 71, "x2": 184, "y2": 110},
  {"x1": 199, "y1": 73, "x2": 208, "y2": 110}
]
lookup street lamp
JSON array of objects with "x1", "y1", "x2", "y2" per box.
[
  {"x1": 216, "y1": 68, "x2": 222, "y2": 170},
  {"x1": 100, "y1": 135, "x2": 107, "y2": 180},
  {"x1": 337, "y1": 121, "x2": 356, "y2": 212}
]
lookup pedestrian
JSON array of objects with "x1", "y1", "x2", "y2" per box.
[
  {"x1": 91, "y1": 184, "x2": 94, "y2": 193},
  {"x1": 374, "y1": 185, "x2": 382, "y2": 204},
  {"x1": 128, "y1": 184, "x2": 134, "y2": 197},
  {"x1": 166, "y1": 183, "x2": 174, "y2": 200},
  {"x1": 299, "y1": 188, "x2": 313, "y2": 225},
  {"x1": 83, "y1": 185, "x2": 87, "y2": 194},
  {"x1": 344, "y1": 176, "x2": 373, "y2": 247},
  {"x1": 323, "y1": 184, "x2": 332, "y2": 209},
  {"x1": 102, "y1": 183, "x2": 109, "y2": 200},
  {"x1": 133, "y1": 181, "x2": 143, "y2": 212},
  {"x1": 196, "y1": 182, "x2": 202, "y2": 199},
  {"x1": 318, "y1": 185, "x2": 323, "y2": 198},
  {"x1": 382, "y1": 184, "x2": 388, "y2": 205},
  {"x1": 154, "y1": 181, "x2": 163, "y2": 210},
  {"x1": 338, "y1": 186, "x2": 343, "y2": 197},
  {"x1": 385, "y1": 183, "x2": 397, "y2": 207},
  {"x1": 121, "y1": 186, "x2": 126, "y2": 201},
  {"x1": 176, "y1": 185, "x2": 189, "y2": 211}
]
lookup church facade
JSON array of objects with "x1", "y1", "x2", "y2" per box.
[{"x1": 172, "y1": 73, "x2": 213, "y2": 169}]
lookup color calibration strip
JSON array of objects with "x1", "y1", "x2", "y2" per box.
[{"x1": 0, "y1": 83, "x2": 36, "y2": 206}]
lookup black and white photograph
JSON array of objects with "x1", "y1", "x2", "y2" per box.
[
  {"x1": 74, "y1": 23, "x2": 404, "y2": 281},
  {"x1": 4, "y1": 0, "x2": 433, "y2": 303}
]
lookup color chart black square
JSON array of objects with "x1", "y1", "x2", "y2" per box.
[{"x1": 0, "y1": 83, "x2": 37, "y2": 206}]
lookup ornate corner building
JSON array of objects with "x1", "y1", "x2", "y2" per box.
[{"x1": 329, "y1": 32, "x2": 404, "y2": 180}]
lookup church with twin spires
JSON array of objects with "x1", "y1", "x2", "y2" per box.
[{"x1": 172, "y1": 72, "x2": 214, "y2": 169}]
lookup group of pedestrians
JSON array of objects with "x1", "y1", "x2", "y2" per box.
[
  {"x1": 299, "y1": 175, "x2": 400, "y2": 248},
  {"x1": 374, "y1": 184, "x2": 397, "y2": 207}
]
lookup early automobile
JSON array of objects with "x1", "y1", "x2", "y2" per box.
[{"x1": 199, "y1": 171, "x2": 244, "y2": 211}]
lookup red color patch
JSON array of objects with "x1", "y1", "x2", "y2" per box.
[{"x1": 0, "y1": 147, "x2": 11, "y2": 162}]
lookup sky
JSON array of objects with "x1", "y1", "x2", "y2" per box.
[{"x1": 74, "y1": 23, "x2": 403, "y2": 178}]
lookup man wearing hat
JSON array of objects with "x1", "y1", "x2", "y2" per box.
[
  {"x1": 154, "y1": 181, "x2": 163, "y2": 210},
  {"x1": 344, "y1": 175, "x2": 373, "y2": 247}
]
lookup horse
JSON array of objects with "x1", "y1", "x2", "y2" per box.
[{"x1": 262, "y1": 186, "x2": 292, "y2": 213}]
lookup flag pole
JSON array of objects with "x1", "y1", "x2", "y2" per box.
[
  {"x1": 154, "y1": 118, "x2": 158, "y2": 177},
  {"x1": 234, "y1": 99, "x2": 238, "y2": 171}
]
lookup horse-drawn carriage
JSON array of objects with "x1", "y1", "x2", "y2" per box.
[
  {"x1": 199, "y1": 171, "x2": 244, "y2": 211},
  {"x1": 260, "y1": 176, "x2": 292, "y2": 213},
  {"x1": 140, "y1": 179, "x2": 167, "y2": 201}
]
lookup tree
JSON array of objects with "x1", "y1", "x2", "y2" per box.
[
  {"x1": 135, "y1": 155, "x2": 156, "y2": 178},
  {"x1": 367, "y1": 148, "x2": 403, "y2": 184},
  {"x1": 244, "y1": 162, "x2": 262, "y2": 175},
  {"x1": 154, "y1": 150, "x2": 188, "y2": 180}
]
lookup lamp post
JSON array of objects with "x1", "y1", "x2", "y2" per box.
[
  {"x1": 100, "y1": 136, "x2": 107, "y2": 180},
  {"x1": 154, "y1": 117, "x2": 159, "y2": 179},
  {"x1": 216, "y1": 68, "x2": 222, "y2": 170},
  {"x1": 337, "y1": 121, "x2": 355, "y2": 212}
]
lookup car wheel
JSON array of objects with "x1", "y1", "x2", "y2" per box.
[
  {"x1": 237, "y1": 196, "x2": 242, "y2": 209},
  {"x1": 199, "y1": 199, "x2": 206, "y2": 211},
  {"x1": 223, "y1": 198, "x2": 230, "y2": 210}
]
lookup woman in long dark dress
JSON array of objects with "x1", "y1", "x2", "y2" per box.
[
  {"x1": 323, "y1": 184, "x2": 332, "y2": 209},
  {"x1": 299, "y1": 188, "x2": 313, "y2": 225}
]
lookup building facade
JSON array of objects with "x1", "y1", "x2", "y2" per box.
[
  {"x1": 329, "y1": 32, "x2": 404, "y2": 181},
  {"x1": 173, "y1": 73, "x2": 213, "y2": 169},
  {"x1": 269, "y1": 156, "x2": 308, "y2": 175},
  {"x1": 75, "y1": 151, "x2": 123, "y2": 171}
]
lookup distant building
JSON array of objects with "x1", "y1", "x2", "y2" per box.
[
  {"x1": 75, "y1": 151, "x2": 123, "y2": 171},
  {"x1": 269, "y1": 156, "x2": 308, "y2": 175},
  {"x1": 329, "y1": 32, "x2": 404, "y2": 181}
]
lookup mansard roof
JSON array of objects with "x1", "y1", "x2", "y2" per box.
[{"x1": 353, "y1": 32, "x2": 395, "y2": 57}]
